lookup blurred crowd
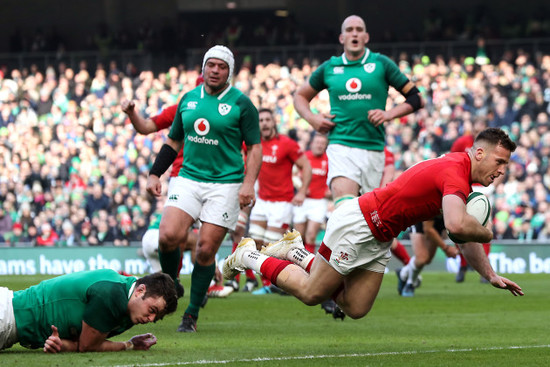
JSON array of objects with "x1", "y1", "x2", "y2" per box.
[{"x1": 0, "y1": 46, "x2": 549, "y2": 247}]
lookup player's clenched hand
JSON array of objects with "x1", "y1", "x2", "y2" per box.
[
  {"x1": 444, "y1": 245, "x2": 459, "y2": 258},
  {"x1": 130, "y1": 333, "x2": 157, "y2": 351},
  {"x1": 291, "y1": 192, "x2": 306, "y2": 207},
  {"x1": 239, "y1": 182, "x2": 255, "y2": 209},
  {"x1": 146, "y1": 175, "x2": 162, "y2": 197},
  {"x1": 368, "y1": 109, "x2": 391, "y2": 127},
  {"x1": 310, "y1": 113, "x2": 336, "y2": 134},
  {"x1": 43, "y1": 325, "x2": 62, "y2": 353},
  {"x1": 121, "y1": 99, "x2": 136, "y2": 114}
]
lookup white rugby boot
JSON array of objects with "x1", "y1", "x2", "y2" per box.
[
  {"x1": 223, "y1": 238, "x2": 256, "y2": 280},
  {"x1": 260, "y1": 229, "x2": 304, "y2": 259}
]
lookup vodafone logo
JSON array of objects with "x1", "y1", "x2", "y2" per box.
[
  {"x1": 194, "y1": 118, "x2": 210, "y2": 136},
  {"x1": 345, "y1": 78, "x2": 361, "y2": 93}
]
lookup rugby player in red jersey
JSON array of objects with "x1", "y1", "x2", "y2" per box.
[
  {"x1": 224, "y1": 128, "x2": 523, "y2": 320},
  {"x1": 247, "y1": 108, "x2": 312, "y2": 295}
]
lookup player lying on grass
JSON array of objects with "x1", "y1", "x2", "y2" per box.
[
  {"x1": 224, "y1": 128, "x2": 524, "y2": 320},
  {"x1": 0, "y1": 269, "x2": 177, "y2": 353}
]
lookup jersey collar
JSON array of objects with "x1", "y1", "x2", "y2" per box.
[
  {"x1": 341, "y1": 48, "x2": 371, "y2": 65},
  {"x1": 128, "y1": 282, "x2": 136, "y2": 299}
]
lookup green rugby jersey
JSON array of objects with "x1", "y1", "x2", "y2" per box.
[
  {"x1": 309, "y1": 49, "x2": 409, "y2": 151},
  {"x1": 12, "y1": 269, "x2": 136, "y2": 349},
  {"x1": 169, "y1": 85, "x2": 260, "y2": 183}
]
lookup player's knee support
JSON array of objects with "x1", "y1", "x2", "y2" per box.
[
  {"x1": 248, "y1": 223, "x2": 266, "y2": 242},
  {"x1": 264, "y1": 230, "x2": 283, "y2": 244},
  {"x1": 236, "y1": 212, "x2": 249, "y2": 230}
]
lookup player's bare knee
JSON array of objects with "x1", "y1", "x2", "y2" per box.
[
  {"x1": 343, "y1": 304, "x2": 371, "y2": 320},
  {"x1": 300, "y1": 294, "x2": 323, "y2": 306},
  {"x1": 298, "y1": 288, "x2": 327, "y2": 306},
  {"x1": 346, "y1": 310, "x2": 369, "y2": 320},
  {"x1": 195, "y1": 244, "x2": 218, "y2": 264},
  {"x1": 158, "y1": 232, "x2": 181, "y2": 252}
]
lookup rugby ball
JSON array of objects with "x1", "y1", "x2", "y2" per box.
[
  {"x1": 447, "y1": 192, "x2": 491, "y2": 243},
  {"x1": 466, "y1": 192, "x2": 491, "y2": 226}
]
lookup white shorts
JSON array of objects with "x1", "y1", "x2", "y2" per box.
[
  {"x1": 250, "y1": 198, "x2": 293, "y2": 228},
  {"x1": 326, "y1": 144, "x2": 385, "y2": 194},
  {"x1": 165, "y1": 177, "x2": 242, "y2": 230},
  {"x1": 319, "y1": 198, "x2": 392, "y2": 275},
  {"x1": 0, "y1": 287, "x2": 17, "y2": 350},
  {"x1": 293, "y1": 198, "x2": 329, "y2": 224},
  {"x1": 141, "y1": 228, "x2": 161, "y2": 273}
]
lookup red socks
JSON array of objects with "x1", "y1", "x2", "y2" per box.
[
  {"x1": 259, "y1": 258, "x2": 293, "y2": 286},
  {"x1": 391, "y1": 240, "x2": 411, "y2": 265},
  {"x1": 304, "y1": 243, "x2": 316, "y2": 253}
]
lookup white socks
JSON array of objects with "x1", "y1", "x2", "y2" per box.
[
  {"x1": 401, "y1": 256, "x2": 423, "y2": 285},
  {"x1": 287, "y1": 248, "x2": 315, "y2": 271},
  {"x1": 400, "y1": 257, "x2": 417, "y2": 285},
  {"x1": 241, "y1": 250, "x2": 268, "y2": 274}
]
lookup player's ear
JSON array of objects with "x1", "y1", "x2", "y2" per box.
[
  {"x1": 339, "y1": 33, "x2": 344, "y2": 45},
  {"x1": 475, "y1": 146, "x2": 485, "y2": 161},
  {"x1": 364, "y1": 32, "x2": 370, "y2": 44},
  {"x1": 136, "y1": 284, "x2": 147, "y2": 297}
]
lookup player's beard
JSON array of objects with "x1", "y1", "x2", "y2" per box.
[{"x1": 205, "y1": 80, "x2": 228, "y2": 94}]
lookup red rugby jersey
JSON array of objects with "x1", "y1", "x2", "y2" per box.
[
  {"x1": 306, "y1": 150, "x2": 329, "y2": 199},
  {"x1": 358, "y1": 153, "x2": 473, "y2": 242},
  {"x1": 258, "y1": 135, "x2": 303, "y2": 202}
]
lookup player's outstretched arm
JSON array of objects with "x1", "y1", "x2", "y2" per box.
[
  {"x1": 75, "y1": 321, "x2": 158, "y2": 352},
  {"x1": 121, "y1": 99, "x2": 158, "y2": 134},
  {"x1": 459, "y1": 241, "x2": 524, "y2": 296}
]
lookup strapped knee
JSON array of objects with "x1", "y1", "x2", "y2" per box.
[
  {"x1": 264, "y1": 230, "x2": 283, "y2": 244},
  {"x1": 236, "y1": 211, "x2": 249, "y2": 231},
  {"x1": 248, "y1": 223, "x2": 266, "y2": 242}
]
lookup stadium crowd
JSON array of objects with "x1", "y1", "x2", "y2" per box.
[{"x1": 0, "y1": 47, "x2": 549, "y2": 247}]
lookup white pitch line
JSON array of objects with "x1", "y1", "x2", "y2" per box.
[{"x1": 97, "y1": 344, "x2": 550, "y2": 367}]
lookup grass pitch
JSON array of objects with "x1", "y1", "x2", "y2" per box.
[{"x1": 1, "y1": 272, "x2": 549, "y2": 366}]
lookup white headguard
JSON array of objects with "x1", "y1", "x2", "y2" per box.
[{"x1": 202, "y1": 45, "x2": 234, "y2": 82}]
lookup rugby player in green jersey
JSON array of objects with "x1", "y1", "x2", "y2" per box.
[
  {"x1": 147, "y1": 45, "x2": 261, "y2": 332},
  {"x1": 0, "y1": 270, "x2": 177, "y2": 353},
  {"x1": 294, "y1": 14, "x2": 425, "y2": 317},
  {"x1": 294, "y1": 15, "x2": 424, "y2": 206}
]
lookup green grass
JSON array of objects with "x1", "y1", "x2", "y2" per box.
[{"x1": 2, "y1": 272, "x2": 549, "y2": 366}]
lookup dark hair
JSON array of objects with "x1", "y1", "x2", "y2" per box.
[
  {"x1": 135, "y1": 272, "x2": 178, "y2": 319},
  {"x1": 474, "y1": 128, "x2": 517, "y2": 152},
  {"x1": 258, "y1": 108, "x2": 273, "y2": 116}
]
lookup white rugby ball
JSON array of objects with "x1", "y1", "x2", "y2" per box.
[
  {"x1": 466, "y1": 192, "x2": 491, "y2": 226},
  {"x1": 447, "y1": 192, "x2": 491, "y2": 243}
]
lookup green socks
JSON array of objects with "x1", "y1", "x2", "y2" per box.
[
  {"x1": 158, "y1": 247, "x2": 181, "y2": 282},
  {"x1": 185, "y1": 261, "x2": 216, "y2": 317}
]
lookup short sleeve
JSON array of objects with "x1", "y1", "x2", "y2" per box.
[
  {"x1": 379, "y1": 54, "x2": 409, "y2": 91},
  {"x1": 308, "y1": 61, "x2": 330, "y2": 92},
  {"x1": 168, "y1": 97, "x2": 187, "y2": 141},
  {"x1": 83, "y1": 282, "x2": 129, "y2": 333}
]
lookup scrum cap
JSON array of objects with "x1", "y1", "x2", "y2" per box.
[{"x1": 202, "y1": 45, "x2": 234, "y2": 82}]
